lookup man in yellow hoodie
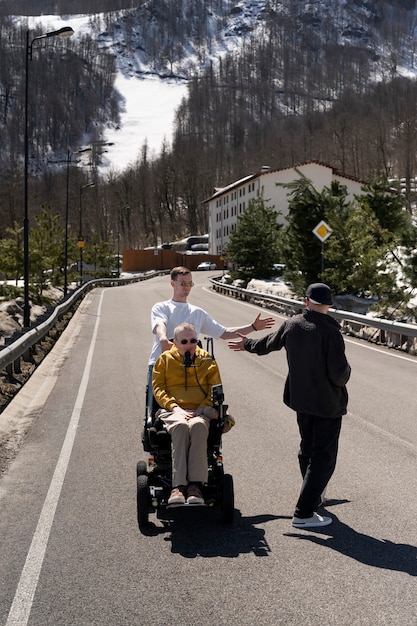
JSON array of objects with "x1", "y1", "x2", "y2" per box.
[{"x1": 152, "y1": 322, "x2": 221, "y2": 506}]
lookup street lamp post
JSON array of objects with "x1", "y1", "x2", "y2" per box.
[
  {"x1": 117, "y1": 205, "x2": 120, "y2": 277},
  {"x1": 23, "y1": 26, "x2": 74, "y2": 327},
  {"x1": 48, "y1": 147, "x2": 92, "y2": 296},
  {"x1": 64, "y1": 149, "x2": 71, "y2": 297},
  {"x1": 117, "y1": 204, "x2": 129, "y2": 278},
  {"x1": 79, "y1": 183, "x2": 94, "y2": 285}
]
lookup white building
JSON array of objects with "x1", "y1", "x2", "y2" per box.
[{"x1": 204, "y1": 161, "x2": 364, "y2": 255}]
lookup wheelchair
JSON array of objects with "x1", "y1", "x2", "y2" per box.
[{"x1": 136, "y1": 339, "x2": 235, "y2": 531}]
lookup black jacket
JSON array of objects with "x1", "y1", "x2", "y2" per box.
[{"x1": 244, "y1": 309, "x2": 351, "y2": 418}]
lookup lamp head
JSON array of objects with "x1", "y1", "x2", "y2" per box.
[
  {"x1": 29, "y1": 26, "x2": 75, "y2": 53},
  {"x1": 47, "y1": 26, "x2": 75, "y2": 39}
]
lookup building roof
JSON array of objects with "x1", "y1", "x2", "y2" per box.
[
  {"x1": 203, "y1": 160, "x2": 363, "y2": 203},
  {"x1": 203, "y1": 174, "x2": 257, "y2": 203}
]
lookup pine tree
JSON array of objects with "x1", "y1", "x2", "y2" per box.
[
  {"x1": 358, "y1": 172, "x2": 412, "y2": 245},
  {"x1": 278, "y1": 173, "x2": 349, "y2": 294},
  {"x1": 323, "y1": 203, "x2": 397, "y2": 298},
  {"x1": 226, "y1": 196, "x2": 282, "y2": 283},
  {"x1": 0, "y1": 222, "x2": 24, "y2": 286},
  {"x1": 30, "y1": 206, "x2": 66, "y2": 300}
]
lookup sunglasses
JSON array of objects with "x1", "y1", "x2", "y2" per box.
[
  {"x1": 176, "y1": 281, "x2": 194, "y2": 287},
  {"x1": 179, "y1": 338, "x2": 198, "y2": 345}
]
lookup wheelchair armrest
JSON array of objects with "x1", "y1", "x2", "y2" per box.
[{"x1": 211, "y1": 383, "x2": 224, "y2": 405}]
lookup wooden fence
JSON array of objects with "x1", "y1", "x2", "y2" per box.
[{"x1": 122, "y1": 249, "x2": 222, "y2": 272}]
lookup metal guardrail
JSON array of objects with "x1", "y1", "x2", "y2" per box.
[
  {"x1": 0, "y1": 271, "x2": 167, "y2": 378},
  {"x1": 210, "y1": 277, "x2": 417, "y2": 354}
]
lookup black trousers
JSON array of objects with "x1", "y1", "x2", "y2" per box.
[{"x1": 294, "y1": 412, "x2": 342, "y2": 518}]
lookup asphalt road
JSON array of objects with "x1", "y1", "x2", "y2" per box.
[{"x1": 0, "y1": 272, "x2": 417, "y2": 626}]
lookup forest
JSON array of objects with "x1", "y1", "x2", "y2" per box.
[
  {"x1": 1, "y1": 0, "x2": 417, "y2": 287},
  {"x1": 0, "y1": 0, "x2": 141, "y2": 16}
]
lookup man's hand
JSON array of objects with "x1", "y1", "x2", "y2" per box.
[
  {"x1": 228, "y1": 333, "x2": 247, "y2": 351},
  {"x1": 160, "y1": 338, "x2": 174, "y2": 353},
  {"x1": 172, "y1": 406, "x2": 194, "y2": 419},
  {"x1": 253, "y1": 313, "x2": 275, "y2": 331}
]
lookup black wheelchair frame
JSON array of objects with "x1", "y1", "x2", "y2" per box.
[{"x1": 136, "y1": 338, "x2": 235, "y2": 531}]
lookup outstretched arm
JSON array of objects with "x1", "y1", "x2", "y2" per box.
[
  {"x1": 229, "y1": 327, "x2": 284, "y2": 355},
  {"x1": 220, "y1": 313, "x2": 275, "y2": 340}
]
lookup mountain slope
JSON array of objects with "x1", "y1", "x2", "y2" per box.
[{"x1": 7, "y1": 0, "x2": 417, "y2": 172}]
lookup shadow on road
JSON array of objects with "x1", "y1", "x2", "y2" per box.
[
  {"x1": 140, "y1": 508, "x2": 281, "y2": 557},
  {"x1": 284, "y1": 513, "x2": 417, "y2": 576}
]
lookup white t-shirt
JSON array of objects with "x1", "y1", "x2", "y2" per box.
[{"x1": 148, "y1": 300, "x2": 226, "y2": 365}]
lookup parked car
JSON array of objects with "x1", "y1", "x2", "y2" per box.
[
  {"x1": 197, "y1": 261, "x2": 217, "y2": 271},
  {"x1": 271, "y1": 263, "x2": 285, "y2": 276}
]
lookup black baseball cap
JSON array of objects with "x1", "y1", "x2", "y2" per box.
[{"x1": 306, "y1": 282, "x2": 333, "y2": 305}]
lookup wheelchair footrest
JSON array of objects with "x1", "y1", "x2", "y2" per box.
[{"x1": 167, "y1": 502, "x2": 208, "y2": 509}]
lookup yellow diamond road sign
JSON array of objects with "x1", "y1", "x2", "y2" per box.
[{"x1": 313, "y1": 220, "x2": 332, "y2": 242}]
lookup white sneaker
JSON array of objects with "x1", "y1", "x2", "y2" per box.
[
  {"x1": 292, "y1": 512, "x2": 332, "y2": 528},
  {"x1": 168, "y1": 487, "x2": 185, "y2": 506}
]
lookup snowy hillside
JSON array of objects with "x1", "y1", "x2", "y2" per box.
[
  {"x1": 25, "y1": 2, "x2": 269, "y2": 172},
  {"x1": 25, "y1": 14, "x2": 187, "y2": 171},
  {"x1": 23, "y1": 0, "x2": 417, "y2": 174}
]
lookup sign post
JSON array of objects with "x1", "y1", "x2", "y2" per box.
[{"x1": 312, "y1": 220, "x2": 333, "y2": 275}]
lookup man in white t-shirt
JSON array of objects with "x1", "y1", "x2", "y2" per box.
[
  {"x1": 149, "y1": 266, "x2": 275, "y2": 366},
  {"x1": 146, "y1": 266, "x2": 275, "y2": 411}
]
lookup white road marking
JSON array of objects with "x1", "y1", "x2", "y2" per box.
[{"x1": 6, "y1": 291, "x2": 104, "y2": 626}]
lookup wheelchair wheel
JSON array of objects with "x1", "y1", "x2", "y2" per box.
[
  {"x1": 137, "y1": 474, "x2": 149, "y2": 529},
  {"x1": 136, "y1": 460, "x2": 147, "y2": 477},
  {"x1": 221, "y1": 473, "x2": 234, "y2": 524}
]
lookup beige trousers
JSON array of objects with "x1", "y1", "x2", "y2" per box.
[{"x1": 157, "y1": 409, "x2": 210, "y2": 487}]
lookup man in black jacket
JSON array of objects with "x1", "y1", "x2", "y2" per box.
[{"x1": 228, "y1": 282, "x2": 351, "y2": 529}]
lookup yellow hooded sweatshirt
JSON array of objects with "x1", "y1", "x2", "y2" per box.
[{"x1": 152, "y1": 345, "x2": 222, "y2": 412}]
